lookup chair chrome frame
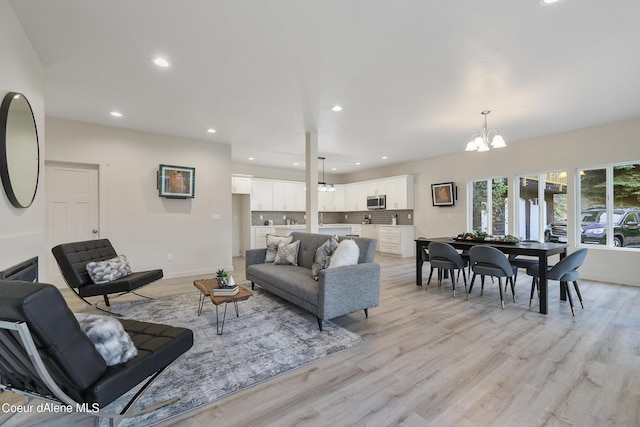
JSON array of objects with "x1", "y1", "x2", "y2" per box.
[{"x1": 0, "y1": 320, "x2": 177, "y2": 427}]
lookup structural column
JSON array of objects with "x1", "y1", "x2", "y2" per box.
[{"x1": 305, "y1": 133, "x2": 319, "y2": 233}]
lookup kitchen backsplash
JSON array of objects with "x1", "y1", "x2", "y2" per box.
[{"x1": 251, "y1": 210, "x2": 414, "y2": 226}]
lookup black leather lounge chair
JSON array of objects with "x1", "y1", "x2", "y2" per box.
[
  {"x1": 52, "y1": 239, "x2": 163, "y2": 314},
  {"x1": 0, "y1": 280, "x2": 193, "y2": 426}
]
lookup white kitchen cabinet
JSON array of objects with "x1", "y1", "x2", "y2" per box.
[
  {"x1": 385, "y1": 175, "x2": 415, "y2": 209},
  {"x1": 252, "y1": 226, "x2": 275, "y2": 248},
  {"x1": 250, "y1": 179, "x2": 273, "y2": 211},
  {"x1": 294, "y1": 182, "x2": 306, "y2": 211},
  {"x1": 345, "y1": 182, "x2": 367, "y2": 211},
  {"x1": 333, "y1": 185, "x2": 345, "y2": 211},
  {"x1": 272, "y1": 181, "x2": 301, "y2": 211},
  {"x1": 231, "y1": 176, "x2": 251, "y2": 194},
  {"x1": 377, "y1": 225, "x2": 415, "y2": 257},
  {"x1": 318, "y1": 190, "x2": 334, "y2": 211},
  {"x1": 350, "y1": 225, "x2": 362, "y2": 236},
  {"x1": 320, "y1": 185, "x2": 345, "y2": 211},
  {"x1": 367, "y1": 179, "x2": 386, "y2": 196}
]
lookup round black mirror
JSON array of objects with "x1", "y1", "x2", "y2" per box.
[{"x1": 0, "y1": 92, "x2": 40, "y2": 208}]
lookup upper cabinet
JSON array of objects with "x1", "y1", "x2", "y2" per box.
[
  {"x1": 344, "y1": 182, "x2": 367, "y2": 211},
  {"x1": 385, "y1": 175, "x2": 415, "y2": 209},
  {"x1": 272, "y1": 181, "x2": 305, "y2": 211},
  {"x1": 319, "y1": 184, "x2": 345, "y2": 211},
  {"x1": 248, "y1": 175, "x2": 413, "y2": 212},
  {"x1": 231, "y1": 175, "x2": 251, "y2": 194},
  {"x1": 251, "y1": 179, "x2": 305, "y2": 211},
  {"x1": 250, "y1": 179, "x2": 273, "y2": 211},
  {"x1": 367, "y1": 180, "x2": 386, "y2": 196}
]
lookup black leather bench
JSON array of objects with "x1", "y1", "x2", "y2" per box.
[
  {"x1": 0, "y1": 280, "x2": 193, "y2": 426},
  {"x1": 52, "y1": 239, "x2": 163, "y2": 313}
]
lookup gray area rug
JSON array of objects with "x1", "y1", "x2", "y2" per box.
[{"x1": 102, "y1": 288, "x2": 364, "y2": 426}]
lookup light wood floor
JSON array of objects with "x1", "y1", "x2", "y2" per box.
[{"x1": 2, "y1": 254, "x2": 639, "y2": 426}]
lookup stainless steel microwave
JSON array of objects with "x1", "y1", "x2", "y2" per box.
[{"x1": 367, "y1": 195, "x2": 386, "y2": 210}]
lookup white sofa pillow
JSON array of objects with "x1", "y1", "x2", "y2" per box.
[{"x1": 328, "y1": 239, "x2": 360, "y2": 269}]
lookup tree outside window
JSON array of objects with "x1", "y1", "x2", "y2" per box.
[{"x1": 471, "y1": 177, "x2": 508, "y2": 235}]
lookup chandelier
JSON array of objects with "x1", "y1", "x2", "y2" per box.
[
  {"x1": 465, "y1": 110, "x2": 507, "y2": 152},
  {"x1": 317, "y1": 156, "x2": 335, "y2": 192}
]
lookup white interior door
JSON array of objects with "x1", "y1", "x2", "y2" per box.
[{"x1": 46, "y1": 162, "x2": 99, "y2": 286}]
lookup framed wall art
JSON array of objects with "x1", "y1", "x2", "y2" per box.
[
  {"x1": 158, "y1": 164, "x2": 195, "y2": 198},
  {"x1": 431, "y1": 182, "x2": 455, "y2": 207}
]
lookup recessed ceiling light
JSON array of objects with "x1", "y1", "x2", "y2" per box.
[
  {"x1": 293, "y1": 163, "x2": 299, "y2": 166},
  {"x1": 331, "y1": 105, "x2": 343, "y2": 112},
  {"x1": 332, "y1": 168, "x2": 337, "y2": 171},
  {"x1": 355, "y1": 162, "x2": 361, "y2": 166},
  {"x1": 540, "y1": 0, "x2": 560, "y2": 4},
  {"x1": 153, "y1": 57, "x2": 170, "y2": 67},
  {"x1": 110, "y1": 111, "x2": 122, "y2": 117},
  {"x1": 207, "y1": 128, "x2": 216, "y2": 133},
  {"x1": 248, "y1": 157, "x2": 254, "y2": 161},
  {"x1": 382, "y1": 156, "x2": 388, "y2": 160}
]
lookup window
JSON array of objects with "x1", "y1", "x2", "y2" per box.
[
  {"x1": 470, "y1": 177, "x2": 508, "y2": 234},
  {"x1": 516, "y1": 172, "x2": 567, "y2": 242},
  {"x1": 577, "y1": 162, "x2": 640, "y2": 248}
]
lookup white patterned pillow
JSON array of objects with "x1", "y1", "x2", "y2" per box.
[
  {"x1": 311, "y1": 235, "x2": 340, "y2": 280},
  {"x1": 273, "y1": 240, "x2": 301, "y2": 265},
  {"x1": 328, "y1": 239, "x2": 360, "y2": 269},
  {"x1": 265, "y1": 234, "x2": 293, "y2": 263},
  {"x1": 86, "y1": 255, "x2": 132, "y2": 284},
  {"x1": 74, "y1": 313, "x2": 137, "y2": 366}
]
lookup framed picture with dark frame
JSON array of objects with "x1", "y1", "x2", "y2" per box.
[
  {"x1": 158, "y1": 164, "x2": 195, "y2": 199},
  {"x1": 431, "y1": 182, "x2": 455, "y2": 207}
]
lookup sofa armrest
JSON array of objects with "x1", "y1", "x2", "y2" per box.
[
  {"x1": 317, "y1": 262, "x2": 380, "y2": 320},
  {"x1": 246, "y1": 248, "x2": 268, "y2": 268}
]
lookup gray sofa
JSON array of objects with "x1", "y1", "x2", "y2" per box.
[{"x1": 246, "y1": 232, "x2": 380, "y2": 330}]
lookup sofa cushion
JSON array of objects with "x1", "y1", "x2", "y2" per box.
[
  {"x1": 311, "y1": 235, "x2": 339, "y2": 280},
  {"x1": 247, "y1": 263, "x2": 319, "y2": 306},
  {"x1": 329, "y1": 239, "x2": 360, "y2": 268},
  {"x1": 273, "y1": 239, "x2": 300, "y2": 265},
  {"x1": 265, "y1": 234, "x2": 293, "y2": 263},
  {"x1": 86, "y1": 255, "x2": 132, "y2": 284}
]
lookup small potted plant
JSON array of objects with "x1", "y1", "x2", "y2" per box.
[{"x1": 216, "y1": 269, "x2": 228, "y2": 287}]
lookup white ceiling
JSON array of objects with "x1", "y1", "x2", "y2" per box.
[{"x1": 10, "y1": 0, "x2": 640, "y2": 174}]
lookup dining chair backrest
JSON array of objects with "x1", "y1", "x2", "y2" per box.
[
  {"x1": 469, "y1": 245, "x2": 513, "y2": 276},
  {"x1": 547, "y1": 248, "x2": 588, "y2": 281},
  {"x1": 428, "y1": 242, "x2": 465, "y2": 269}
]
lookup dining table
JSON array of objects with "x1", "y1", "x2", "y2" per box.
[{"x1": 415, "y1": 237, "x2": 569, "y2": 314}]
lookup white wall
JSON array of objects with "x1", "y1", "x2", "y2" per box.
[
  {"x1": 45, "y1": 117, "x2": 233, "y2": 282},
  {"x1": 339, "y1": 118, "x2": 640, "y2": 286},
  {"x1": 0, "y1": 1, "x2": 46, "y2": 277}
]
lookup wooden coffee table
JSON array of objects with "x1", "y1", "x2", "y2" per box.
[{"x1": 193, "y1": 279, "x2": 254, "y2": 334}]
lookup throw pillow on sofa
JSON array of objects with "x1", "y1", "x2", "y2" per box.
[
  {"x1": 265, "y1": 234, "x2": 293, "y2": 263},
  {"x1": 328, "y1": 239, "x2": 360, "y2": 268},
  {"x1": 86, "y1": 255, "x2": 132, "y2": 284},
  {"x1": 311, "y1": 235, "x2": 339, "y2": 280},
  {"x1": 273, "y1": 239, "x2": 301, "y2": 265}
]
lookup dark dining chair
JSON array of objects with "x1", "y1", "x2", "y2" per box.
[
  {"x1": 427, "y1": 242, "x2": 468, "y2": 297},
  {"x1": 467, "y1": 245, "x2": 517, "y2": 309},
  {"x1": 526, "y1": 248, "x2": 588, "y2": 315},
  {"x1": 507, "y1": 240, "x2": 540, "y2": 284}
]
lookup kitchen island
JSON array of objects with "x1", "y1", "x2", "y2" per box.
[{"x1": 274, "y1": 224, "x2": 354, "y2": 236}]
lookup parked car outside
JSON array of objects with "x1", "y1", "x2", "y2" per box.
[{"x1": 545, "y1": 207, "x2": 640, "y2": 247}]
